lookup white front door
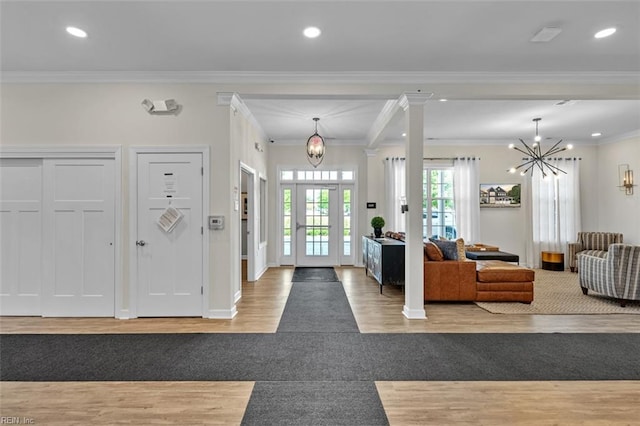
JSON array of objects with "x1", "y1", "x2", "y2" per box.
[
  {"x1": 42, "y1": 159, "x2": 115, "y2": 317},
  {"x1": 0, "y1": 159, "x2": 43, "y2": 315},
  {"x1": 295, "y1": 185, "x2": 339, "y2": 266},
  {"x1": 136, "y1": 153, "x2": 203, "y2": 317}
]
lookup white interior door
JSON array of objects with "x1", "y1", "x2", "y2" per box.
[
  {"x1": 295, "y1": 185, "x2": 338, "y2": 266},
  {"x1": 136, "y1": 153, "x2": 203, "y2": 317},
  {"x1": 42, "y1": 159, "x2": 115, "y2": 317},
  {"x1": 0, "y1": 159, "x2": 43, "y2": 315}
]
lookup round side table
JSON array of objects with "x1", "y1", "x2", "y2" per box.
[{"x1": 541, "y1": 251, "x2": 564, "y2": 271}]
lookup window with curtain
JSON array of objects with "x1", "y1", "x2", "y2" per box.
[
  {"x1": 525, "y1": 158, "x2": 581, "y2": 267},
  {"x1": 422, "y1": 168, "x2": 456, "y2": 239},
  {"x1": 385, "y1": 157, "x2": 478, "y2": 241}
]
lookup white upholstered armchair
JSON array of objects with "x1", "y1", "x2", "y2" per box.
[{"x1": 577, "y1": 243, "x2": 640, "y2": 307}]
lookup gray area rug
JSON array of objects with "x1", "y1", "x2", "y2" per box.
[
  {"x1": 241, "y1": 381, "x2": 388, "y2": 426},
  {"x1": 277, "y1": 281, "x2": 359, "y2": 333},
  {"x1": 292, "y1": 267, "x2": 339, "y2": 282}
]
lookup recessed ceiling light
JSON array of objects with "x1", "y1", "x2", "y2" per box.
[
  {"x1": 66, "y1": 26, "x2": 87, "y2": 38},
  {"x1": 402, "y1": 133, "x2": 407, "y2": 137},
  {"x1": 439, "y1": 98, "x2": 448, "y2": 102},
  {"x1": 591, "y1": 132, "x2": 602, "y2": 137},
  {"x1": 594, "y1": 27, "x2": 616, "y2": 39},
  {"x1": 303, "y1": 27, "x2": 321, "y2": 39}
]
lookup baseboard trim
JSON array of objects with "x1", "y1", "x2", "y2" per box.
[
  {"x1": 402, "y1": 305, "x2": 427, "y2": 320},
  {"x1": 206, "y1": 307, "x2": 238, "y2": 319},
  {"x1": 234, "y1": 290, "x2": 242, "y2": 304}
]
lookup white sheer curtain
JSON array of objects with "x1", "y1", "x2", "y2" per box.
[
  {"x1": 384, "y1": 158, "x2": 406, "y2": 233},
  {"x1": 453, "y1": 157, "x2": 481, "y2": 244},
  {"x1": 525, "y1": 158, "x2": 581, "y2": 268}
]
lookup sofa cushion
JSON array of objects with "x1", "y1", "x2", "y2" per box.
[
  {"x1": 429, "y1": 237, "x2": 466, "y2": 260},
  {"x1": 476, "y1": 260, "x2": 535, "y2": 282},
  {"x1": 429, "y1": 238, "x2": 458, "y2": 260},
  {"x1": 424, "y1": 242, "x2": 444, "y2": 261},
  {"x1": 455, "y1": 238, "x2": 466, "y2": 260}
]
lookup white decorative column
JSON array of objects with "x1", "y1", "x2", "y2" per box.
[{"x1": 399, "y1": 93, "x2": 430, "y2": 319}]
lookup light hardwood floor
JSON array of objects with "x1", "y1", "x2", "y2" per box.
[{"x1": 1, "y1": 266, "x2": 639, "y2": 425}]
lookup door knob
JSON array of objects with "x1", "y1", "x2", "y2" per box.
[{"x1": 136, "y1": 240, "x2": 146, "y2": 246}]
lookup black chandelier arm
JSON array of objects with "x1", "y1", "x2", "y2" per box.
[
  {"x1": 541, "y1": 160, "x2": 567, "y2": 174},
  {"x1": 517, "y1": 139, "x2": 538, "y2": 157},
  {"x1": 540, "y1": 139, "x2": 564, "y2": 157},
  {"x1": 515, "y1": 158, "x2": 538, "y2": 170}
]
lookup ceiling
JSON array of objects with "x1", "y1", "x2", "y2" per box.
[{"x1": 1, "y1": 1, "x2": 639, "y2": 145}]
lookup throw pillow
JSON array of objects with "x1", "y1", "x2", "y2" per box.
[
  {"x1": 455, "y1": 238, "x2": 466, "y2": 260},
  {"x1": 424, "y1": 242, "x2": 444, "y2": 261},
  {"x1": 429, "y1": 238, "x2": 458, "y2": 260}
]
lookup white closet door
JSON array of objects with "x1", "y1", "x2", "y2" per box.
[
  {"x1": 42, "y1": 159, "x2": 115, "y2": 317},
  {"x1": 0, "y1": 159, "x2": 43, "y2": 315}
]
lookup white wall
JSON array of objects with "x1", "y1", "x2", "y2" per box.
[
  {"x1": 0, "y1": 83, "x2": 239, "y2": 317},
  {"x1": 596, "y1": 136, "x2": 640, "y2": 244},
  {"x1": 2, "y1": 81, "x2": 637, "y2": 317},
  {"x1": 368, "y1": 143, "x2": 599, "y2": 262}
]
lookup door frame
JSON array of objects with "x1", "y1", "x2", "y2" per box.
[
  {"x1": 240, "y1": 162, "x2": 256, "y2": 284},
  {"x1": 0, "y1": 146, "x2": 122, "y2": 317},
  {"x1": 128, "y1": 146, "x2": 210, "y2": 318}
]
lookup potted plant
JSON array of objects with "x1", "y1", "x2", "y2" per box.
[{"x1": 371, "y1": 216, "x2": 385, "y2": 238}]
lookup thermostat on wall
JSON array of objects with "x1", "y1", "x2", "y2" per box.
[{"x1": 208, "y1": 216, "x2": 224, "y2": 230}]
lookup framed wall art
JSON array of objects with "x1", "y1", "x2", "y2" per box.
[{"x1": 479, "y1": 183, "x2": 521, "y2": 208}]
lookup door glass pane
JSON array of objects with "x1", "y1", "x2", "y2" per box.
[
  {"x1": 305, "y1": 188, "x2": 329, "y2": 256},
  {"x1": 283, "y1": 188, "x2": 291, "y2": 256},
  {"x1": 343, "y1": 189, "x2": 351, "y2": 256}
]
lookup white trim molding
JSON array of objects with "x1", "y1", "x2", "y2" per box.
[
  {"x1": 3, "y1": 71, "x2": 640, "y2": 87},
  {"x1": 206, "y1": 307, "x2": 238, "y2": 320},
  {"x1": 403, "y1": 306, "x2": 427, "y2": 320}
]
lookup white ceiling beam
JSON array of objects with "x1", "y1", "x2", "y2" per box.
[{"x1": 366, "y1": 99, "x2": 403, "y2": 149}]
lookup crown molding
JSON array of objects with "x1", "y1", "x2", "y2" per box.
[
  {"x1": 219, "y1": 92, "x2": 268, "y2": 142},
  {"x1": 2, "y1": 71, "x2": 639, "y2": 86},
  {"x1": 598, "y1": 129, "x2": 640, "y2": 145}
]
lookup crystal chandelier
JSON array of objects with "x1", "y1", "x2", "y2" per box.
[
  {"x1": 306, "y1": 117, "x2": 325, "y2": 168},
  {"x1": 508, "y1": 118, "x2": 573, "y2": 177}
]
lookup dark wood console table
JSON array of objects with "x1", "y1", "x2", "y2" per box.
[{"x1": 362, "y1": 236, "x2": 405, "y2": 293}]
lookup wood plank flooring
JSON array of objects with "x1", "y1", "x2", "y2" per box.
[{"x1": 1, "y1": 266, "x2": 639, "y2": 425}]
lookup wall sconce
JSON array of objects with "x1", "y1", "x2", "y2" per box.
[
  {"x1": 399, "y1": 196, "x2": 408, "y2": 213},
  {"x1": 618, "y1": 164, "x2": 635, "y2": 195},
  {"x1": 254, "y1": 142, "x2": 264, "y2": 152},
  {"x1": 141, "y1": 98, "x2": 181, "y2": 115}
]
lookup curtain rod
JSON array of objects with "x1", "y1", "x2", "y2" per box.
[
  {"x1": 521, "y1": 157, "x2": 582, "y2": 160},
  {"x1": 384, "y1": 157, "x2": 480, "y2": 160}
]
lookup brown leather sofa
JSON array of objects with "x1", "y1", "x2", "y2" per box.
[
  {"x1": 475, "y1": 260, "x2": 534, "y2": 303},
  {"x1": 424, "y1": 259, "x2": 477, "y2": 301},
  {"x1": 424, "y1": 257, "x2": 534, "y2": 303}
]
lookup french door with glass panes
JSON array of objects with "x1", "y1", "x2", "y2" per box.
[
  {"x1": 280, "y1": 182, "x2": 355, "y2": 266},
  {"x1": 295, "y1": 185, "x2": 339, "y2": 266}
]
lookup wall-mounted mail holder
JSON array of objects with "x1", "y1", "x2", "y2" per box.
[{"x1": 208, "y1": 215, "x2": 224, "y2": 230}]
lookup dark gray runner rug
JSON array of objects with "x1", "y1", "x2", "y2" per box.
[
  {"x1": 277, "y1": 281, "x2": 359, "y2": 333},
  {"x1": 292, "y1": 266, "x2": 339, "y2": 282},
  {"x1": 3, "y1": 333, "x2": 639, "y2": 382},
  {"x1": 241, "y1": 381, "x2": 388, "y2": 426}
]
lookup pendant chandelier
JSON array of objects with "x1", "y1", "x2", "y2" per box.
[
  {"x1": 508, "y1": 118, "x2": 573, "y2": 177},
  {"x1": 306, "y1": 117, "x2": 325, "y2": 168}
]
